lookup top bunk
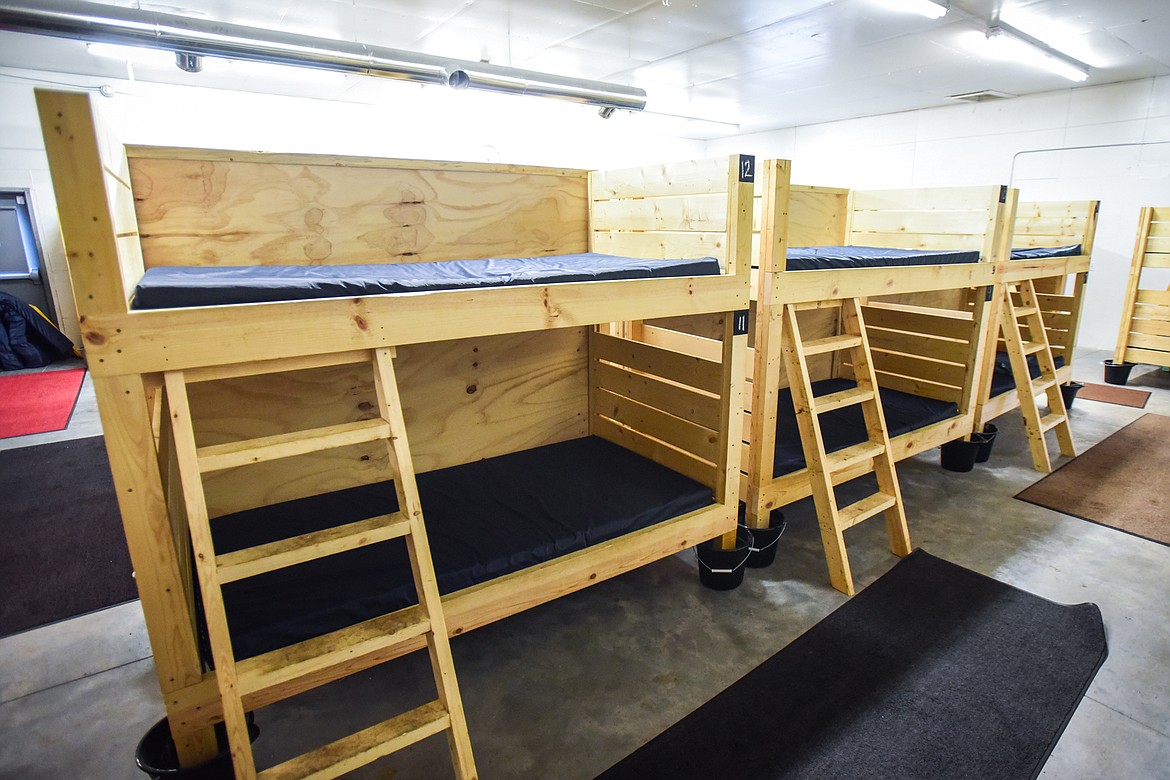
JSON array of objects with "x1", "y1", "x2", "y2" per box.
[
  {"x1": 751, "y1": 159, "x2": 1006, "y2": 304},
  {"x1": 1001, "y1": 199, "x2": 1099, "y2": 282},
  {"x1": 34, "y1": 88, "x2": 754, "y2": 378}
]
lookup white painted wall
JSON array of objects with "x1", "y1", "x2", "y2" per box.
[
  {"x1": 708, "y1": 76, "x2": 1170, "y2": 353},
  {"x1": 0, "y1": 66, "x2": 707, "y2": 342}
]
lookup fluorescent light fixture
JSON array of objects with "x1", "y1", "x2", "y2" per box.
[
  {"x1": 876, "y1": 0, "x2": 949, "y2": 19},
  {"x1": 986, "y1": 22, "x2": 1090, "y2": 83}
]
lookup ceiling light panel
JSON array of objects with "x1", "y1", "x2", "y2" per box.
[{"x1": 871, "y1": 0, "x2": 948, "y2": 19}]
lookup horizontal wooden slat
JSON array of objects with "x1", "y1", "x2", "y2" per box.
[
  {"x1": 591, "y1": 331, "x2": 722, "y2": 394},
  {"x1": 850, "y1": 209, "x2": 997, "y2": 236},
  {"x1": 1121, "y1": 346, "x2": 1170, "y2": 365},
  {"x1": 637, "y1": 325, "x2": 724, "y2": 362},
  {"x1": 868, "y1": 350, "x2": 967, "y2": 388},
  {"x1": 1135, "y1": 288, "x2": 1170, "y2": 306},
  {"x1": 851, "y1": 186, "x2": 1000, "y2": 211},
  {"x1": 1035, "y1": 293, "x2": 1075, "y2": 313},
  {"x1": 823, "y1": 440, "x2": 885, "y2": 474},
  {"x1": 1140, "y1": 246, "x2": 1170, "y2": 266},
  {"x1": 590, "y1": 157, "x2": 730, "y2": 199},
  {"x1": 197, "y1": 419, "x2": 389, "y2": 473},
  {"x1": 1125, "y1": 332, "x2": 1170, "y2": 352},
  {"x1": 1015, "y1": 200, "x2": 1095, "y2": 220},
  {"x1": 593, "y1": 416, "x2": 718, "y2": 489},
  {"x1": 872, "y1": 371, "x2": 961, "y2": 404},
  {"x1": 1012, "y1": 216, "x2": 1086, "y2": 237},
  {"x1": 1039, "y1": 412, "x2": 1067, "y2": 433},
  {"x1": 1147, "y1": 218, "x2": 1170, "y2": 237},
  {"x1": 258, "y1": 700, "x2": 449, "y2": 780},
  {"x1": 802, "y1": 334, "x2": 862, "y2": 355},
  {"x1": 83, "y1": 274, "x2": 750, "y2": 376},
  {"x1": 591, "y1": 193, "x2": 727, "y2": 232},
  {"x1": 1131, "y1": 303, "x2": 1170, "y2": 324},
  {"x1": 594, "y1": 388, "x2": 720, "y2": 463},
  {"x1": 812, "y1": 386, "x2": 873, "y2": 414},
  {"x1": 861, "y1": 303, "x2": 973, "y2": 340},
  {"x1": 184, "y1": 351, "x2": 371, "y2": 384},
  {"x1": 837, "y1": 491, "x2": 897, "y2": 530},
  {"x1": 847, "y1": 232, "x2": 989, "y2": 252},
  {"x1": 866, "y1": 328, "x2": 971, "y2": 364},
  {"x1": 590, "y1": 230, "x2": 729, "y2": 264},
  {"x1": 216, "y1": 512, "x2": 409, "y2": 584},
  {"x1": 593, "y1": 361, "x2": 721, "y2": 430},
  {"x1": 238, "y1": 606, "x2": 429, "y2": 700}
]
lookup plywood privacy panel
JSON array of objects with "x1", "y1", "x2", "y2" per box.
[
  {"x1": 786, "y1": 186, "x2": 849, "y2": 247},
  {"x1": 128, "y1": 152, "x2": 589, "y2": 267},
  {"x1": 198, "y1": 329, "x2": 588, "y2": 517}
]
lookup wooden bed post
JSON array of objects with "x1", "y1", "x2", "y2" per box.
[
  {"x1": 744, "y1": 159, "x2": 791, "y2": 534},
  {"x1": 1115, "y1": 207, "x2": 1154, "y2": 365},
  {"x1": 34, "y1": 89, "x2": 217, "y2": 765}
]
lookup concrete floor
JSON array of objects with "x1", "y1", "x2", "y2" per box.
[{"x1": 2, "y1": 348, "x2": 1169, "y2": 778}]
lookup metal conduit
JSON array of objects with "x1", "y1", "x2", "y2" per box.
[{"x1": 0, "y1": 0, "x2": 648, "y2": 112}]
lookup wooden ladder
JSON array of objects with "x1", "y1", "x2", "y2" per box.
[
  {"x1": 780, "y1": 298, "x2": 911, "y2": 596},
  {"x1": 163, "y1": 347, "x2": 477, "y2": 780},
  {"x1": 999, "y1": 280, "x2": 1076, "y2": 472}
]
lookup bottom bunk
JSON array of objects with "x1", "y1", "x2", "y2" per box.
[
  {"x1": 980, "y1": 352, "x2": 1068, "y2": 423},
  {"x1": 214, "y1": 435, "x2": 714, "y2": 660}
]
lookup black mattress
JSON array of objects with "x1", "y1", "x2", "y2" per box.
[
  {"x1": 772, "y1": 378, "x2": 959, "y2": 476},
  {"x1": 131, "y1": 252, "x2": 721, "y2": 309},
  {"x1": 212, "y1": 435, "x2": 714, "y2": 660},
  {"x1": 1010, "y1": 245, "x2": 1082, "y2": 260},
  {"x1": 785, "y1": 246, "x2": 980, "y2": 271},
  {"x1": 988, "y1": 352, "x2": 1067, "y2": 398}
]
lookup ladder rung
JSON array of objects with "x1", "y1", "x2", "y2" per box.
[
  {"x1": 824, "y1": 440, "x2": 886, "y2": 475},
  {"x1": 1039, "y1": 412, "x2": 1067, "y2": 433},
  {"x1": 1014, "y1": 305, "x2": 1039, "y2": 318},
  {"x1": 258, "y1": 700, "x2": 450, "y2": 780},
  {"x1": 813, "y1": 386, "x2": 875, "y2": 415},
  {"x1": 802, "y1": 334, "x2": 863, "y2": 356},
  {"x1": 1031, "y1": 376, "x2": 1057, "y2": 393},
  {"x1": 237, "y1": 606, "x2": 430, "y2": 700},
  {"x1": 217, "y1": 512, "x2": 410, "y2": 584},
  {"x1": 198, "y1": 419, "x2": 391, "y2": 473},
  {"x1": 1022, "y1": 341, "x2": 1045, "y2": 356},
  {"x1": 837, "y1": 492, "x2": 897, "y2": 531}
]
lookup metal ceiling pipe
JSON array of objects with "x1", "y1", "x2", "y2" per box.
[{"x1": 0, "y1": 0, "x2": 648, "y2": 112}]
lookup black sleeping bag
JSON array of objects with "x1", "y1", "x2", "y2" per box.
[{"x1": 0, "y1": 291, "x2": 75, "y2": 370}]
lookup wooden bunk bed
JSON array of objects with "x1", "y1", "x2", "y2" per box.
[
  {"x1": 637, "y1": 161, "x2": 1006, "y2": 596},
  {"x1": 35, "y1": 88, "x2": 753, "y2": 778},
  {"x1": 1113, "y1": 206, "x2": 1170, "y2": 378},
  {"x1": 973, "y1": 199, "x2": 1099, "y2": 472}
]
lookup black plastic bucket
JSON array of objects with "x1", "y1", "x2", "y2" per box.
[
  {"x1": 696, "y1": 528, "x2": 753, "y2": 590},
  {"x1": 940, "y1": 439, "x2": 979, "y2": 472},
  {"x1": 972, "y1": 423, "x2": 998, "y2": 463},
  {"x1": 1103, "y1": 360, "x2": 1136, "y2": 386},
  {"x1": 136, "y1": 715, "x2": 259, "y2": 779},
  {"x1": 1060, "y1": 381, "x2": 1084, "y2": 409},
  {"x1": 741, "y1": 510, "x2": 786, "y2": 569}
]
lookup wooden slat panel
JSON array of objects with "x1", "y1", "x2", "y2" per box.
[
  {"x1": 593, "y1": 361, "x2": 721, "y2": 430},
  {"x1": 130, "y1": 157, "x2": 589, "y2": 267},
  {"x1": 594, "y1": 388, "x2": 720, "y2": 463},
  {"x1": 1015, "y1": 200, "x2": 1095, "y2": 220},
  {"x1": 1132, "y1": 302, "x2": 1170, "y2": 323},
  {"x1": 591, "y1": 331, "x2": 722, "y2": 394},
  {"x1": 590, "y1": 157, "x2": 729, "y2": 199},
  {"x1": 591, "y1": 193, "x2": 726, "y2": 232},
  {"x1": 593, "y1": 416, "x2": 718, "y2": 488},
  {"x1": 590, "y1": 230, "x2": 728, "y2": 263},
  {"x1": 1141, "y1": 246, "x2": 1170, "y2": 265}
]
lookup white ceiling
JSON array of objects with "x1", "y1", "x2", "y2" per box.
[{"x1": 2, "y1": 0, "x2": 1169, "y2": 139}]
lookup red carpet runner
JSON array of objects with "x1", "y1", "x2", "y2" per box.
[{"x1": 0, "y1": 367, "x2": 86, "y2": 439}]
